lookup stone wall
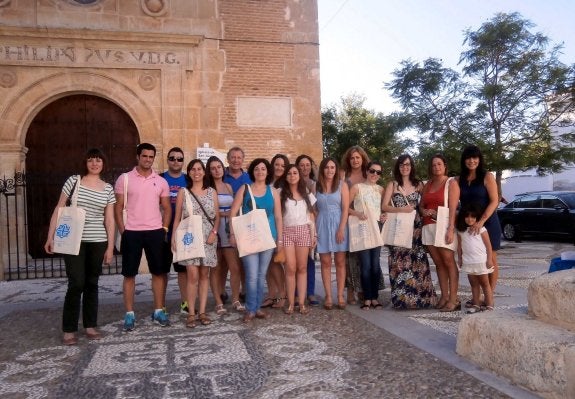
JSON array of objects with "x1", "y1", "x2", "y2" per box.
[{"x1": 0, "y1": 0, "x2": 321, "y2": 277}]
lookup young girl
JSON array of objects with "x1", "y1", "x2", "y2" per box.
[{"x1": 456, "y1": 203, "x2": 494, "y2": 313}]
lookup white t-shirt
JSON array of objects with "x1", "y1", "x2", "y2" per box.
[
  {"x1": 459, "y1": 227, "x2": 488, "y2": 264},
  {"x1": 283, "y1": 193, "x2": 316, "y2": 227}
]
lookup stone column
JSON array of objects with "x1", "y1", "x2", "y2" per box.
[{"x1": 0, "y1": 144, "x2": 26, "y2": 281}]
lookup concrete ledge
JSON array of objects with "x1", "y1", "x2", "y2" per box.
[
  {"x1": 528, "y1": 269, "x2": 575, "y2": 331},
  {"x1": 456, "y1": 311, "x2": 575, "y2": 399}
]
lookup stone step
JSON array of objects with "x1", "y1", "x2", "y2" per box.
[
  {"x1": 528, "y1": 269, "x2": 575, "y2": 331},
  {"x1": 456, "y1": 309, "x2": 575, "y2": 399}
]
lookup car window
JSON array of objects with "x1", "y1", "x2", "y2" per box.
[
  {"x1": 541, "y1": 195, "x2": 565, "y2": 209},
  {"x1": 558, "y1": 193, "x2": 575, "y2": 209},
  {"x1": 515, "y1": 195, "x2": 539, "y2": 208}
]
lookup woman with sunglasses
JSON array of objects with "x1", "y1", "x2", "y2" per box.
[
  {"x1": 348, "y1": 161, "x2": 385, "y2": 310},
  {"x1": 382, "y1": 154, "x2": 437, "y2": 309}
]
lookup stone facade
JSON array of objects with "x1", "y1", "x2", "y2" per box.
[{"x1": 0, "y1": 0, "x2": 321, "y2": 278}]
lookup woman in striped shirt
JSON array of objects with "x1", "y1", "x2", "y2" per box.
[{"x1": 45, "y1": 148, "x2": 116, "y2": 346}]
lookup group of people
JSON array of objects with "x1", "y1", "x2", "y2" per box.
[{"x1": 45, "y1": 142, "x2": 500, "y2": 345}]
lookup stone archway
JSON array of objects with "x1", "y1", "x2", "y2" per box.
[{"x1": 25, "y1": 94, "x2": 139, "y2": 258}]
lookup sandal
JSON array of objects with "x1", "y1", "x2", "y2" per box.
[
  {"x1": 299, "y1": 305, "x2": 310, "y2": 315},
  {"x1": 323, "y1": 301, "x2": 333, "y2": 310},
  {"x1": 466, "y1": 305, "x2": 482, "y2": 314},
  {"x1": 271, "y1": 297, "x2": 286, "y2": 309},
  {"x1": 261, "y1": 297, "x2": 274, "y2": 308},
  {"x1": 255, "y1": 310, "x2": 270, "y2": 319},
  {"x1": 62, "y1": 333, "x2": 78, "y2": 346},
  {"x1": 360, "y1": 303, "x2": 370, "y2": 310},
  {"x1": 337, "y1": 299, "x2": 347, "y2": 310},
  {"x1": 232, "y1": 301, "x2": 245, "y2": 312},
  {"x1": 371, "y1": 301, "x2": 383, "y2": 310},
  {"x1": 198, "y1": 313, "x2": 212, "y2": 326},
  {"x1": 215, "y1": 304, "x2": 227, "y2": 315},
  {"x1": 483, "y1": 305, "x2": 494, "y2": 311},
  {"x1": 464, "y1": 299, "x2": 474, "y2": 309},
  {"x1": 284, "y1": 305, "x2": 294, "y2": 315},
  {"x1": 436, "y1": 298, "x2": 448, "y2": 309},
  {"x1": 186, "y1": 314, "x2": 197, "y2": 328},
  {"x1": 439, "y1": 301, "x2": 461, "y2": 312},
  {"x1": 243, "y1": 312, "x2": 255, "y2": 323}
]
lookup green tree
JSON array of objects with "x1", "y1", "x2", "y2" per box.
[
  {"x1": 388, "y1": 12, "x2": 575, "y2": 191},
  {"x1": 322, "y1": 94, "x2": 409, "y2": 175}
]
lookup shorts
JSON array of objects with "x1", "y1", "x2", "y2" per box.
[
  {"x1": 121, "y1": 229, "x2": 168, "y2": 277},
  {"x1": 421, "y1": 224, "x2": 436, "y2": 246},
  {"x1": 283, "y1": 224, "x2": 312, "y2": 247},
  {"x1": 162, "y1": 241, "x2": 186, "y2": 273}
]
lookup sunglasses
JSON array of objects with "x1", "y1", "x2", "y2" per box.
[
  {"x1": 168, "y1": 157, "x2": 184, "y2": 162},
  {"x1": 368, "y1": 169, "x2": 383, "y2": 175}
]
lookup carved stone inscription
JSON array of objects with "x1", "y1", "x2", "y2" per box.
[{"x1": 0, "y1": 44, "x2": 182, "y2": 66}]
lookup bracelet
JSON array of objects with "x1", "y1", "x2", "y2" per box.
[
  {"x1": 277, "y1": 240, "x2": 283, "y2": 244},
  {"x1": 211, "y1": 230, "x2": 217, "y2": 235}
]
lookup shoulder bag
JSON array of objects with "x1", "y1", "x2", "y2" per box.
[
  {"x1": 231, "y1": 184, "x2": 276, "y2": 257},
  {"x1": 434, "y1": 177, "x2": 458, "y2": 251},
  {"x1": 173, "y1": 188, "x2": 206, "y2": 262},
  {"x1": 349, "y1": 184, "x2": 384, "y2": 252},
  {"x1": 53, "y1": 175, "x2": 86, "y2": 255},
  {"x1": 381, "y1": 183, "x2": 416, "y2": 249}
]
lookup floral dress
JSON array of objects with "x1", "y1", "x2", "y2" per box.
[
  {"x1": 180, "y1": 187, "x2": 217, "y2": 267},
  {"x1": 387, "y1": 191, "x2": 437, "y2": 308}
]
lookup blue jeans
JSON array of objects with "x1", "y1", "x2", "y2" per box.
[
  {"x1": 358, "y1": 246, "x2": 382, "y2": 300},
  {"x1": 306, "y1": 255, "x2": 315, "y2": 296},
  {"x1": 242, "y1": 249, "x2": 274, "y2": 313}
]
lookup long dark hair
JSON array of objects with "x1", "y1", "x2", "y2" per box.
[
  {"x1": 456, "y1": 202, "x2": 484, "y2": 232},
  {"x1": 205, "y1": 155, "x2": 224, "y2": 189},
  {"x1": 459, "y1": 145, "x2": 487, "y2": 186},
  {"x1": 393, "y1": 154, "x2": 419, "y2": 187},
  {"x1": 279, "y1": 164, "x2": 313, "y2": 215},
  {"x1": 295, "y1": 154, "x2": 316, "y2": 181},
  {"x1": 271, "y1": 153, "x2": 290, "y2": 187},
  {"x1": 317, "y1": 157, "x2": 341, "y2": 194},
  {"x1": 185, "y1": 159, "x2": 209, "y2": 189}
]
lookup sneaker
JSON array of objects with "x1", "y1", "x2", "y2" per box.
[
  {"x1": 152, "y1": 309, "x2": 170, "y2": 327},
  {"x1": 180, "y1": 301, "x2": 189, "y2": 315},
  {"x1": 123, "y1": 312, "x2": 135, "y2": 331},
  {"x1": 308, "y1": 295, "x2": 320, "y2": 306}
]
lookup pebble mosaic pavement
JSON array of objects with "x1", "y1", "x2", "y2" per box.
[{"x1": 0, "y1": 240, "x2": 572, "y2": 398}]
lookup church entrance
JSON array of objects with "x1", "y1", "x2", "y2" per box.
[{"x1": 25, "y1": 94, "x2": 139, "y2": 258}]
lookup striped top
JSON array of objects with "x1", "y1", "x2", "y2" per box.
[{"x1": 62, "y1": 176, "x2": 116, "y2": 242}]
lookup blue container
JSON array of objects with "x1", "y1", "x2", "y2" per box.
[{"x1": 548, "y1": 257, "x2": 575, "y2": 273}]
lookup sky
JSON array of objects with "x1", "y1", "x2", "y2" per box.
[{"x1": 317, "y1": 0, "x2": 575, "y2": 114}]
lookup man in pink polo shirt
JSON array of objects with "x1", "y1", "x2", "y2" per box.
[{"x1": 115, "y1": 143, "x2": 172, "y2": 331}]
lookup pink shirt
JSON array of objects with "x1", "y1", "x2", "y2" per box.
[{"x1": 115, "y1": 167, "x2": 170, "y2": 231}]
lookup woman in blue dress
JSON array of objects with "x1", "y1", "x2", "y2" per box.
[
  {"x1": 457, "y1": 145, "x2": 501, "y2": 296},
  {"x1": 315, "y1": 157, "x2": 349, "y2": 310}
]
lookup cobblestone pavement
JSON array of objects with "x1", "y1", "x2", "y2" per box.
[{"x1": 0, "y1": 240, "x2": 571, "y2": 398}]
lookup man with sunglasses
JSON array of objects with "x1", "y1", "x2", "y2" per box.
[{"x1": 160, "y1": 147, "x2": 188, "y2": 315}]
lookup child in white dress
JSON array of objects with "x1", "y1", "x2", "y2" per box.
[{"x1": 456, "y1": 203, "x2": 494, "y2": 313}]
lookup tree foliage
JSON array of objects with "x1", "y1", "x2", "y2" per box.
[
  {"x1": 387, "y1": 12, "x2": 575, "y2": 190},
  {"x1": 322, "y1": 94, "x2": 410, "y2": 174}
]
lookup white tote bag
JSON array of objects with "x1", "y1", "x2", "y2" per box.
[
  {"x1": 231, "y1": 184, "x2": 276, "y2": 258},
  {"x1": 381, "y1": 185, "x2": 415, "y2": 249},
  {"x1": 115, "y1": 173, "x2": 128, "y2": 252},
  {"x1": 434, "y1": 177, "x2": 458, "y2": 251},
  {"x1": 348, "y1": 186, "x2": 383, "y2": 252},
  {"x1": 53, "y1": 176, "x2": 86, "y2": 256},
  {"x1": 173, "y1": 189, "x2": 206, "y2": 262}
]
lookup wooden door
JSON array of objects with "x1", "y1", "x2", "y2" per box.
[{"x1": 25, "y1": 94, "x2": 139, "y2": 258}]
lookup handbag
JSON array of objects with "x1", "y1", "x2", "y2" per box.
[
  {"x1": 115, "y1": 173, "x2": 128, "y2": 252},
  {"x1": 53, "y1": 175, "x2": 86, "y2": 255},
  {"x1": 173, "y1": 189, "x2": 206, "y2": 262},
  {"x1": 231, "y1": 184, "x2": 276, "y2": 257},
  {"x1": 348, "y1": 184, "x2": 384, "y2": 252},
  {"x1": 434, "y1": 177, "x2": 458, "y2": 251},
  {"x1": 381, "y1": 184, "x2": 416, "y2": 249}
]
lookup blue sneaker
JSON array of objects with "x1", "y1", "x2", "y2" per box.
[
  {"x1": 152, "y1": 309, "x2": 170, "y2": 327},
  {"x1": 124, "y1": 312, "x2": 135, "y2": 331}
]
